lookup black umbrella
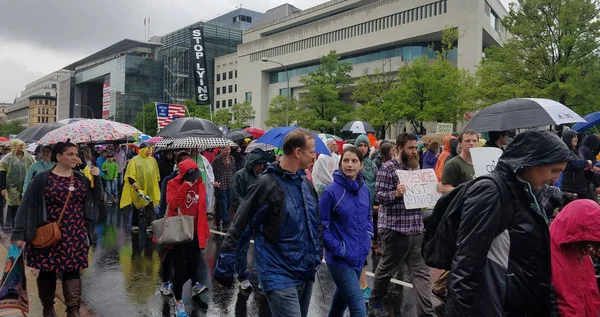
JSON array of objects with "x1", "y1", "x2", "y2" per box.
[
  {"x1": 464, "y1": 98, "x2": 586, "y2": 132},
  {"x1": 225, "y1": 129, "x2": 253, "y2": 142},
  {"x1": 158, "y1": 118, "x2": 223, "y2": 138},
  {"x1": 15, "y1": 122, "x2": 65, "y2": 143}
]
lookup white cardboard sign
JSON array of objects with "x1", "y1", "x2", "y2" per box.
[
  {"x1": 471, "y1": 147, "x2": 503, "y2": 177},
  {"x1": 396, "y1": 168, "x2": 442, "y2": 209}
]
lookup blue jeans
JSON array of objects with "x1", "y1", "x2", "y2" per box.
[
  {"x1": 266, "y1": 281, "x2": 313, "y2": 317},
  {"x1": 218, "y1": 188, "x2": 231, "y2": 226},
  {"x1": 103, "y1": 179, "x2": 117, "y2": 201},
  {"x1": 327, "y1": 265, "x2": 365, "y2": 317},
  {"x1": 236, "y1": 227, "x2": 252, "y2": 280}
]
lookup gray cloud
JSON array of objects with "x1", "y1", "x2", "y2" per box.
[{"x1": 0, "y1": 61, "x2": 45, "y2": 103}]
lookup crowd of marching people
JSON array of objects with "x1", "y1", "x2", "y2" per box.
[{"x1": 3, "y1": 125, "x2": 600, "y2": 317}]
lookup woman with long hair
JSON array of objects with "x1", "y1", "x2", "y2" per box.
[
  {"x1": 11, "y1": 141, "x2": 101, "y2": 317},
  {"x1": 320, "y1": 147, "x2": 373, "y2": 316}
]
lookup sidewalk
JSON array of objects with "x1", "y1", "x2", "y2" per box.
[{"x1": 0, "y1": 243, "x2": 67, "y2": 317}]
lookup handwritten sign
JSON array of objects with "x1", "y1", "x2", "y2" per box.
[
  {"x1": 436, "y1": 123, "x2": 453, "y2": 133},
  {"x1": 396, "y1": 168, "x2": 442, "y2": 209},
  {"x1": 471, "y1": 147, "x2": 503, "y2": 177}
]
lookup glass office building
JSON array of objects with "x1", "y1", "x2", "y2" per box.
[{"x1": 160, "y1": 22, "x2": 243, "y2": 106}]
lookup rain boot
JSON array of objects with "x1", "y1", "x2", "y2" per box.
[
  {"x1": 62, "y1": 279, "x2": 81, "y2": 317},
  {"x1": 36, "y1": 278, "x2": 58, "y2": 317}
]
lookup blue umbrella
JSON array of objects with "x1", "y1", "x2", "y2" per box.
[
  {"x1": 571, "y1": 112, "x2": 600, "y2": 132},
  {"x1": 256, "y1": 126, "x2": 330, "y2": 155}
]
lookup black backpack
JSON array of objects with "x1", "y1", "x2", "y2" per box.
[{"x1": 422, "y1": 173, "x2": 513, "y2": 270}]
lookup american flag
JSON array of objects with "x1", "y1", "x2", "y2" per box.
[{"x1": 156, "y1": 102, "x2": 188, "y2": 130}]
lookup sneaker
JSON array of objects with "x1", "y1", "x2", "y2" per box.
[
  {"x1": 175, "y1": 301, "x2": 187, "y2": 317},
  {"x1": 191, "y1": 282, "x2": 207, "y2": 297},
  {"x1": 131, "y1": 226, "x2": 139, "y2": 233},
  {"x1": 362, "y1": 287, "x2": 371, "y2": 303},
  {"x1": 239, "y1": 279, "x2": 252, "y2": 291},
  {"x1": 368, "y1": 301, "x2": 389, "y2": 317},
  {"x1": 159, "y1": 283, "x2": 172, "y2": 296}
]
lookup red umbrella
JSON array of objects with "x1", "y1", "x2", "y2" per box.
[
  {"x1": 0, "y1": 137, "x2": 8, "y2": 142},
  {"x1": 244, "y1": 127, "x2": 266, "y2": 139}
]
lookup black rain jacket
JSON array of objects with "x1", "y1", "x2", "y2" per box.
[{"x1": 445, "y1": 130, "x2": 576, "y2": 317}]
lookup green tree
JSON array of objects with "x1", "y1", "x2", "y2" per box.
[
  {"x1": 133, "y1": 102, "x2": 158, "y2": 136},
  {"x1": 183, "y1": 99, "x2": 211, "y2": 119},
  {"x1": 299, "y1": 50, "x2": 355, "y2": 131},
  {"x1": 476, "y1": 0, "x2": 600, "y2": 114},
  {"x1": 213, "y1": 109, "x2": 231, "y2": 127},
  {"x1": 265, "y1": 95, "x2": 302, "y2": 128},
  {"x1": 351, "y1": 60, "x2": 399, "y2": 138},
  {"x1": 230, "y1": 101, "x2": 255, "y2": 129},
  {"x1": 0, "y1": 120, "x2": 26, "y2": 137},
  {"x1": 388, "y1": 56, "x2": 476, "y2": 134}
]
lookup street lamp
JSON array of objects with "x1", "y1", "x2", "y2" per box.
[
  {"x1": 261, "y1": 57, "x2": 291, "y2": 126},
  {"x1": 120, "y1": 93, "x2": 146, "y2": 133},
  {"x1": 75, "y1": 104, "x2": 95, "y2": 119},
  {"x1": 332, "y1": 117, "x2": 338, "y2": 136}
]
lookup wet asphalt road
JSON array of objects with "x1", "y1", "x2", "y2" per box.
[{"x1": 57, "y1": 204, "x2": 430, "y2": 316}]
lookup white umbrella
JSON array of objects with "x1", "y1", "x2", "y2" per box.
[{"x1": 340, "y1": 121, "x2": 376, "y2": 134}]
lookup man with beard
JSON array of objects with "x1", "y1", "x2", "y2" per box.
[{"x1": 369, "y1": 133, "x2": 437, "y2": 317}]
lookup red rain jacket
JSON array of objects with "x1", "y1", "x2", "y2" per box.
[
  {"x1": 166, "y1": 158, "x2": 210, "y2": 249},
  {"x1": 550, "y1": 199, "x2": 600, "y2": 317}
]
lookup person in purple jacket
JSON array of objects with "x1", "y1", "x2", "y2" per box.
[
  {"x1": 319, "y1": 146, "x2": 373, "y2": 317},
  {"x1": 422, "y1": 142, "x2": 439, "y2": 169}
]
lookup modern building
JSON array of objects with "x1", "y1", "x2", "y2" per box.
[
  {"x1": 62, "y1": 39, "x2": 164, "y2": 124},
  {"x1": 208, "y1": 7, "x2": 263, "y2": 30},
  {"x1": 160, "y1": 22, "x2": 246, "y2": 106},
  {"x1": 217, "y1": 0, "x2": 508, "y2": 133},
  {"x1": 7, "y1": 70, "x2": 70, "y2": 126},
  {"x1": 214, "y1": 53, "x2": 239, "y2": 111},
  {"x1": 28, "y1": 95, "x2": 57, "y2": 127}
]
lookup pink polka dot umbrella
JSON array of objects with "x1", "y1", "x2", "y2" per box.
[{"x1": 37, "y1": 119, "x2": 142, "y2": 145}]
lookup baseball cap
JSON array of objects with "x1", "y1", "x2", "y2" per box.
[{"x1": 184, "y1": 168, "x2": 201, "y2": 182}]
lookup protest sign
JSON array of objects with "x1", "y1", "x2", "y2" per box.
[
  {"x1": 471, "y1": 147, "x2": 503, "y2": 177},
  {"x1": 436, "y1": 123, "x2": 453, "y2": 133},
  {"x1": 396, "y1": 168, "x2": 442, "y2": 209},
  {"x1": 0, "y1": 245, "x2": 28, "y2": 313}
]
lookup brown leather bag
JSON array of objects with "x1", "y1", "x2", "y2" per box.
[{"x1": 31, "y1": 174, "x2": 74, "y2": 248}]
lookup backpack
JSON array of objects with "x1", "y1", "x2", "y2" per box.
[{"x1": 422, "y1": 173, "x2": 513, "y2": 270}]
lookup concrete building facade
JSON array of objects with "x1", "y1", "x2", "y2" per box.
[
  {"x1": 214, "y1": 53, "x2": 239, "y2": 111},
  {"x1": 7, "y1": 70, "x2": 70, "y2": 126},
  {"x1": 217, "y1": 0, "x2": 508, "y2": 133},
  {"x1": 28, "y1": 95, "x2": 57, "y2": 127}
]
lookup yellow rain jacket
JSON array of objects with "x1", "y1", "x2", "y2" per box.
[
  {"x1": 120, "y1": 147, "x2": 160, "y2": 209},
  {"x1": 0, "y1": 140, "x2": 35, "y2": 206}
]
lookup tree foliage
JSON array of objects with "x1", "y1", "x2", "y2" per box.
[
  {"x1": 183, "y1": 99, "x2": 211, "y2": 119},
  {"x1": 476, "y1": 0, "x2": 600, "y2": 114},
  {"x1": 299, "y1": 50, "x2": 356, "y2": 131},
  {"x1": 133, "y1": 102, "x2": 158, "y2": 136},
  {"x1": 265, "y1": 95, "x2": 302, "y2": 128},
  {"x1": 0, "y1": 120, "x2": 26, "y2": 137},
  {"x1": 213, "y1": 109, "x2": 231, "y2": 128},
  {"x1": 230, "y1": 101, "x2": 255, "y2": 129}
]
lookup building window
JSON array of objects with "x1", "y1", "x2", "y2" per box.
[
  {"x1": 45, "y1": 92, "x2": 51, "y2": 96},
  {"x1": 245, "y1": 92, "x2": 252, "y2": 103},
  {"x1": 51, "y1": 84, "x2": 57, "y2": 88},
  {"x1": 234, "y1": 84, "x2": 237, "y2": 92},
  {"x1": 234, "y1": 99, "x2": 237, "y2": 104},
  {"x1": 279, "y1": 88, "x2": 293, "y2": 97},
  {"x1": 228, "y1": 85, "x2": 233, "y2": 93},
  {"x1": 228, "y1": 71, "x2": 233, "y2": 79},
  {"x1": 217, "y1": 74, "x2": 221, "y2": 81},
  {"x1": 228, "y1": 99, "x2": 233, "y2": 107},
  {"x1": 223, "y1": 86, "x2": 227, "y2": 94},
  {"x1": 45, "y1": 100, "x2": 49, "y2": 105},
  {"x1": 235, "y1": 70, "x2": 238, "y2": 78},
  {"x1": 233, "y1": 16, "x2": 239, "y2": 23},
  {"x1": 216, "y1": 87, "x2": 220, "y2": 95},
  {"x1": 216, "y1": 101, "x2": 220, "y2": 108},
  {"x1": 240, "y1": 15, "x2": 252, "y2": 23},
  {"x1": 222, "y1": 72, "x2": 226, "y2": 80},
  {"x1": 38, "y1": 108, "x2": 41, "y2": 114},
  {"x1": 37, "y1": 117, "x2": 40, "y2": 123}
]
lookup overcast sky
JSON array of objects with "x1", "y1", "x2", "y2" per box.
[{"x1": 0, "y1": 0, "x2": 513, "y2": 103}]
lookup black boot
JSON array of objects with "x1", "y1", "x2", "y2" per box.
[
  {"x1": 37, "y1": 278, "x2": 58, "y2": 317},
  {"x1": 62, "y1": 279, "x2": 81, "y2": 317}
]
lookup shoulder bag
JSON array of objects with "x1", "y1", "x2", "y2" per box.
[
  {"x1": 32, "y1": 174, "x2": 74, "y2": 248},
  {"x1": 151, "y1": 204, "x2": 194, "y2": 245}
]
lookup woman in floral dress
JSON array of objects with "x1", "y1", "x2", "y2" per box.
[{"x1": 12, "y1": 141, "x2": 101, "y2": 317}]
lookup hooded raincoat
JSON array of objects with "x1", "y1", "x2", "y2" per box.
[
  {"x1": 435, "y1": 135, "x2": 457, "y2": 181},
  {"x1": 166, "y1": 159, "x2": 210, "y2": 249},
  {"x1": 0, "y1": 139, "x2": 35, "y2": 206},
  {"x1": 445, "y1": 130, "x2": 576, "y2": 317},
  {"x1": 312, "y1": 148, "x2": 340, "y2": 196},
  {"x1": 230, "y1": 149, "x2": 270, "y2": 212},
  {"x1": 550, "y1": 199, "x2": 600, "y2": 317},
  {"x1": 355, "y1": 134, "x2": 377, "y2": 207},
  {"x1": 560, "y1": 130, "x2": 595, "y2": 199},
  {"x1": 120, "y1": 147, "x2": 161, "y2": 209}
]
